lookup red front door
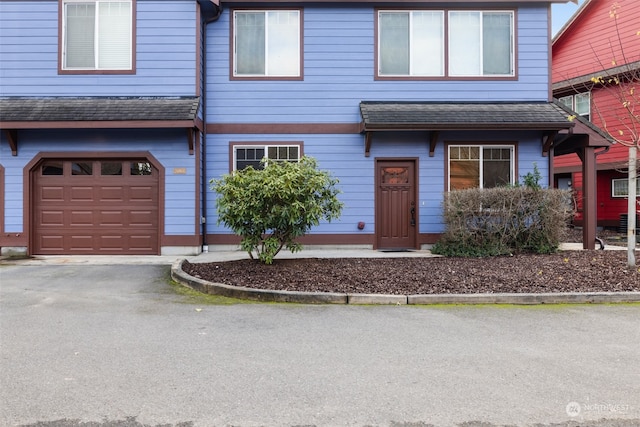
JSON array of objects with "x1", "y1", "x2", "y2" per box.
[{"x1": 375, "y1": 159, "x2": 417, "y2": 249}]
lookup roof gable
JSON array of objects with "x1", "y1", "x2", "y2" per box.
[{"x1": 552, "y1": 0, "x2": 640, "y2": 81}]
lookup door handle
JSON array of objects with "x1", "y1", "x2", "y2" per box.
[{"x1": 410, "y1": 203, "x2": 416, "y2": 226}]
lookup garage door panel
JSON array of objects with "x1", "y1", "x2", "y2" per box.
[
  {"x1": 99, "y1": 235, "x2": 125, "y2": 250},
  {"x1": 69, "y1": 235, "x2": 94, "y2": 251},
  {"x1": 70, "y1": 186, "x2": 94, "y2": 201},
  {"x1": 40, "y1": 186, "x2": 65, "y2": 201},
  {"x1": 128, "y1": 235, "x2": 155, "y2": 251},
  {"x1": 99, "y1": 186, "x2": 125, "y2": 201},
  {"x1": 70, "y1": 211, "x2": 94, "y2": 226},
  {"x1": 33, "y1": 159, "x2": 159, "y2": 255},
  {"x1": 40, "y1": 210, "x2": 65, "y2": 226},
  {"x1": 130, "y1": 210, "x2": 156, "y2": 226},
  {"x1": 129, "y1": 186, "x2": 155, "y2": 202},
  {"x1": 100, "y1": 210, "x2": 125, "y2": 226},
  {"x1": 38, "y1": 235, "x2": 64, "y2": 251}
]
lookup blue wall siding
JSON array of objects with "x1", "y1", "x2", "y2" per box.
[
  {"x1": 0, "y1": 129, "x2": 196, "y2": 235},
  {"x1": 204, "y1": 131, "x2": 550, "y2": 237},
  {"x1": 0, "y1": 0, "x2": 197, "y2": 97},
  {"x1": 206, "y1": 4, "x2": 551, "y2": 124}
]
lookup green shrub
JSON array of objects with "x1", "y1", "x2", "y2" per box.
[
  {"x1": 211, "y1": 156, "x2": 343, "y2": 264},
  {"x1": 432, "y1": 186, "x2": 573, "y2": 257}
]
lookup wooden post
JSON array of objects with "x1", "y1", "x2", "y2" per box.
[{"x1": 582, "y1": 146, "x2": 596, "y2": 250}]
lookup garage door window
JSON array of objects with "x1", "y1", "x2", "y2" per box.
[
  {"x1": 131, "y1": 161, "x2": 152, "y2": 176},
  {"x1": 72, "y1": 162, "x2": 93, "y2": 175},
  {"x1": 102, "y1": 161, "x2": 122, "y2": 175},
  {"x1": 42, "y1": 161, "x2": 64, "y2": 175}
]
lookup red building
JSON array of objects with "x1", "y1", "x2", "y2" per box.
[{"x1": 552, "y1": 0, "x2": 640, "y2": 228}]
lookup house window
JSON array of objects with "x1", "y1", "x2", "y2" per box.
[
  {"x1": 449, "y1": 11, "x2": 514, "y2": 76},
  {"x1": 448, "y1": 145, "x2": 514, "y2": 191},
  {"x1": 612, "y1": 178, "x2": 640, "y2": 198},
  {"x1": 233, "y1": 10, "x2": 301, "y2": 78},
  {"x1": 61, "y1": 0, "x2": 133, "y2": 71},
  {"x1": 378, "y1": 11, "x2": 444, "y2": 76},
  {"x1": 233, "y1": 144, "x2": 301, "y2": 170},
  {"x1": 377, "y1": 10, "x2": 514, "y2": 78},
  {"x1": 558, "y1": 92, "x2": 590, "y2": 120}
]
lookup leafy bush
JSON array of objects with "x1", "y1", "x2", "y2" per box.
[
  {"x1": 211, "y1": 156, "x2": 343, "y2": 264},
  {"x1": 432, "y1": 186, "x2": 573, "y2": 257}
]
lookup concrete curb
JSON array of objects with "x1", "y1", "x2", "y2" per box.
[
  {"x1": 408, "y1": 292, "x2": 640, "y2": 305},
  {"x1": 171, "y1": 260, "x2": 347, "y2": 304},
  {"x1": 171, "y1": 260, "x2": 640, "y2": 305}
]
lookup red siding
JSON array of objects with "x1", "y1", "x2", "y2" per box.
[
  {"x1": 553, "y1": 0, "x2": 640, "y2": 82},
  {"x1": 552, "y1": 0, "x2": 639, "y2": 225},
  {"x1": 591, "y1": 86, "x2": 638, "y2": 166},
  {"x1": 568, "y1": 170, "x2": 635, "y2": 226},
  {"x1": 596, "y1": 170, "x2": 629, "y2": 224}
]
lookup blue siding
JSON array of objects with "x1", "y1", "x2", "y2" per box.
[
  {"x1": 206, "y1": 4, "x2": 551, "y2": 124},
  {"x1": 0, "y1": 0, "x2": 198, "y2": 97},
  {"x1": 205, "y1": 131, "x2": 550, "y2": 237},
  {"x1": 0, "y1": 129, "x2": 196, "y2": 235},
  {"x1": 204, "y1": 2, "x2": 554, "y2": 240}
]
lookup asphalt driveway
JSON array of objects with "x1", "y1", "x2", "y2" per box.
[{"x1": 1, "y1": 263, "x2": 639, "y2": 427}]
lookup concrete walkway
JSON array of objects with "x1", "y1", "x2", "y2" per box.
[
  {"x1": 0, "y1": 247, "x2": 441, "y2": 266},
  {"x1": 1, "y1": 241, "x2": 637, "y2": 266}
]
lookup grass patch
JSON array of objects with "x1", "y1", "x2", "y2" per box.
[{"x1": 168, "y1": 279, "x2": 258, "y2": 305}]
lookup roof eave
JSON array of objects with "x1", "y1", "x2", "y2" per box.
[
  {"x1": 0, "y1": 120, "x2": 199, "y2": 130},
  {"x1": 362, "y1": 123, "x2": 574, "y2": 132}
]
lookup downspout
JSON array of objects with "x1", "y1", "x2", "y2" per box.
[{"x1": 200, "y1": 2, "x2": 222, "y2": 252}]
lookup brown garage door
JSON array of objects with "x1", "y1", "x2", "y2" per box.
[{"x1": 33, "y1": 159, "x2": 159, "y2": 255}]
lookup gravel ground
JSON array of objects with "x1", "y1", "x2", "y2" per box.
[{"x1": 183, "y1": 250, "x2": 640, "y2": 295}]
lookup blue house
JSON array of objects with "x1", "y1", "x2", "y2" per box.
[{"x1": 0, "y1": 0, "x2": 581, "y2": 256}]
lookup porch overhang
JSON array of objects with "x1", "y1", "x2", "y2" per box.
[
  {"x1": 0, "y1": 97, "x2": 202, "y2": 156},
  {"x1": 359, "y1": 101, "x2": 575, "y2": 157},
  {"x1": 551, "y1": 105, "x2": 613, "y2": 250}
]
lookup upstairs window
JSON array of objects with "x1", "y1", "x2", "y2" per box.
[
  {"x1": 233, "y1": 10, "x2": 301, "y2": 78},
  {"x1": 448, "y1": 145, "x2": 514, "y2": 191},
  {"x1": 61, "y1": 0, "x2": 133, "y2": 71},
  {"x1": 449, "y1": 11, "x2": 514, "y2": 77},
  {"x1": 378, "y1": 11, "x2": 444, "y2": 77},
  {"x1": 233, "y1": 144, "x2": 301, "y2": 171},
  {"x1": 558, "y1": 92, "x2": 591, "y2": 121},
  {"x1": 377, "y1": 9, "x2": 514, "y2": 78}
]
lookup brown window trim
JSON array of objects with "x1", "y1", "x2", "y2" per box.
[
  {"x1": 228, "y1": 141, "x2": 304, "y2": 172},
  {"x1": 58, "y1": 0, "x2": 137, "y2": 75},
  {"x1": 229, "y1": 8, "x2": 304, "y2": 81},
  {"x1": 444, "y1": 141, "x2": 519, "y2": 192},
  {"x1": 374, "y1": 7, "x2": 518, "y2": 81}
]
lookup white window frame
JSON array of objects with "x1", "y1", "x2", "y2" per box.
[
  {"x1": 612, "y1": 178, "x2": 640, "y2": 198},
  {"x1": 377, "y1": 10, "x2": 445, "y2": 77},
  {"x1": 448, "y1": 10, "x2": 515, "y2": 77},
  {"x1": 233, "y1": 144, "x2": 301, "y2": 171},
  {"x1": 61, "y1": 0, "x2": 133, "y2": 71},
  {"x1": 377, "y1": 9, "x2": 514, "y2": 78},
  {"x1": 232, "y1": 10, "x2": 301, "y2": 78},
  {"x1": 558, "y1": 92, "x2": 591, "y2": 120},
  {"x1": 447, "y1": 144, "x2": 515, "y2": 191}
]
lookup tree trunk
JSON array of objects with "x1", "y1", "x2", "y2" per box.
[{"x1": 627, "y1": 146, "x2": 637, "y2": 268}]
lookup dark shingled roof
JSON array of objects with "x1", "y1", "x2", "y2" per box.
[
  {"x1": 360, "y1": 101, "x2": 575, "y2": 131},
  {"x1": 0, "y1": 97, "x2": 200, "y2": 122}
]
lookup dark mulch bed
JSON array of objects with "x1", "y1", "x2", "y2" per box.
[{"x1": 183, "y1": 250, "x2": 640, "y2": 295}]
